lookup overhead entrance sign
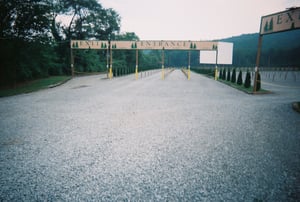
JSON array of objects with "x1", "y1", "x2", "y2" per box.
[
  {"x1": 200, "y1": 42, "x2": 233, "y2": 65},
  {"x1": 70, "y1": 39, "x2": 219, "y2": 80},
  {"x1": 71, "y1": 40, "x2": 218, "y2": 50},
  {"x1": 260, "y1": 7, "x2": 300, "y2": 35}
]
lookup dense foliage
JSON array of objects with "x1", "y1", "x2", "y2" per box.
[{"x1": 0, "y1": 0, "x2": 122, "y2": 87}]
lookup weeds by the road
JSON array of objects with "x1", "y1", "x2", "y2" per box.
[{"x1": 0, "y1": 76, "x2": 71, "y2": 97}]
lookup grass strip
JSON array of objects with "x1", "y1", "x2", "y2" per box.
[
  {"x1": 0, "y1": 76, "x2": 71, "y2": 97},
  {"x1": 218, "y1": 79, "x2": 271, "y2": 94}
]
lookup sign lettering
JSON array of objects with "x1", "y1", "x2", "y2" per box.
[{"x1": 260, "y1": 7, "x2": 300, "y2": 35}]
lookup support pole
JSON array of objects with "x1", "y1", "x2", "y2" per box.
[
  {"x1": 135, "y1": 49, "x2": 138, "y2": 80},
  {"x1": 215, "y1": 48, "x2": 218, "y2": 80},
  {"x1": 106, "y1": 45, "x2": 109, "y2": 79},
  {"x1": 109, "y1": 44, "x2": 113, "y2": 79},
  {"x1": 70, "y1": 44, "x2": 74, "y2": 78},
  {"x1": 162, "y1": 48, "x2": 165, "y2": 80},
  {"x1": 254, "y1": 35, "x2": 263, "y2": 92},
  {"x1": 188, "y1": 50, "x2": 191, "y2": 80}
]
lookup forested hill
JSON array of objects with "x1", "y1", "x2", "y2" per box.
[{"x1": 220, "y1": 29, "x2": 300, "y2": 67}]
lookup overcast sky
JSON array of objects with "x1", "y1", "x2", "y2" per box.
[{"x1": 99, "y1": 0, "x2": 300, "y2": 40}]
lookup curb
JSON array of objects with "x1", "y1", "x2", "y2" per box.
[{"x1": 48, "y1": 77, "x2": 72, "y2": 88}]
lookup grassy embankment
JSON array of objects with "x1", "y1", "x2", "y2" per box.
[
  {"x1": 217, "y1": 79, "x2": 270, "y2": 94},
  {"x1": 0, "y1": 76, "x2": 71, "y2": 97},
  {"x1": 191, "y1": 68, "x2": 270, "y2": 94}
]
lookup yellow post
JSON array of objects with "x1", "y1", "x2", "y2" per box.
[
  {"x1": 188, "y1": 65, "x2": 191, "y2": 80},
  {"x1": 135, "y1": 49, "x2": 138, "y2": 80},
  {"x1": 135, "y1": 65, "x2": 138, "y2": 80},
  {"x1": 109, "y1": 65, "x2": 113, "y2": 79},
  {"x1": 161, "y1": 48, "x2": 165, "y2": 80},
  {"x1": 214, "y1": 66, "x2": 218, "y2": 80},
  {"x1": 109, "y1": 46, "x2": 113, "y2": 79}
]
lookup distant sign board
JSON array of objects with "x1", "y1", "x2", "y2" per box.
[
  {"x1": 71, "y1": 40, "x2": 218, "y2": 51},
  {"x1": 260, "y1": 7, "x2": 300, "y2": 35},
  {"x1": 199, "y1": 42, "x2": 233, "y2": 65},
  {"x1": 71, "y1": 40, "x2": 108, "y2": 49}
]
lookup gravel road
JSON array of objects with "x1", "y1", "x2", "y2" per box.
[{"x1": 1, "y1": 69, "x2": 299, "y2": 201}]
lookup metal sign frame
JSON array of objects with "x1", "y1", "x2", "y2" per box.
[
  {"x1": 70, "y1": 40, "x2": 218, "y2": 50},
  {"x1": 70, "y1": 40, "x2": 219, "y2": 79},
  {"x1": 254, "y1": 7, "x2": 300, "y2": 92},
  {"x1": 260, "y1": 7, "x2": 300, "y2": 35}
]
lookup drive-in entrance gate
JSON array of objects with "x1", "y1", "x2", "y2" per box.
[{"x1": 70, "y1": 40, "x2": 219, "y2": 80}]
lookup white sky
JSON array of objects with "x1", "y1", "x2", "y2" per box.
[{"x1": 99, "y1": 0, "x2": 300, "y2": 40}]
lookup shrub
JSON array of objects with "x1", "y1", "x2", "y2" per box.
[
  {"x1": 227, "y1": 69, "x2": 231, "y2": 81},
  {"x1": 222, "y1": 69, "x2": 226, "y2": 80},
  {"x1": 237, "y1": 70, "x2": 243, "y2": 85},
  {"x1": 244, "y1": 71, "x2": 251, "y2": 88},
  {"x1": 231, "y1": 68, "x2": 236, "y2": 83}
]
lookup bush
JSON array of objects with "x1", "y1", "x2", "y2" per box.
[
  {"x1": 244, "y1": 71, "x2": 251, "y2": 88},
  {"x1": 227, "y1": 69, "x2": 231, "y2": 81},
  {"x1": 222, "y1": 69, "x2": 226, "y2": 80},
  {"x1": 255, "y1": 72, "x2": 261, "y2": 91},
  {"x1": 231, "y1": 68, "x2": 236, "y2": 83},
  {"x1": 237, "y1": 70, "x2": 243, "y2": 85}
]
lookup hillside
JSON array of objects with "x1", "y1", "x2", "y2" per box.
[{"x1": 220, "y1": 29, "x2": 300, "y2": 67}]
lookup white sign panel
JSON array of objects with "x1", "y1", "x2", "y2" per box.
[
  {"x1": 200, "y1": 51, "x2": 216, "y2": 64},
  {"x1": 218, "y1": 42, "x2": 233, "y2": 65},
  {"x1": 199, "y1": 42, "x2": 233, "y2": 64}
]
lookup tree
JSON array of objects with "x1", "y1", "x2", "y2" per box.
[
  {"x1": 244, "y1": 71, "x2": 251, "y2": 88},
  {"x1": 222, "y1": 69, "x2": 226, "y2": 80},
  {"x1": 219, "y1": 69, "x2": 223, "y2": 79},
  {"x1": 231, "y1": 68, "x2": 236, "y2": 83},
  {"x1": 237, "y1": 70, "x2": 243, "y2": 85},
  {"x1": 0, "y1": 0, "x2": 51, "y2": 41},
  {"x1": 227, "y1": 69, "x2": 231, "y2": 81},
  {"x1": 0, "y1": 0, "x2": 122, "y2": 87}
]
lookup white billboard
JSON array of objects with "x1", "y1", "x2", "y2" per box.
[{"x1": 200, "y1": 42, "x2": 233, "y2": 65}]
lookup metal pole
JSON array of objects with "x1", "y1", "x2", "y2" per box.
[
  {"x1": 106, "y1": 43, "x2": 109, "y2": 79},
  {"x1": 70, "y1": 42, "x2": 74, "y2": 78},
  {"x1": 254, "y1": 35, "x2": 263, "y2": 92},
  {"x1": 188, "y1": 50, "x2": 191, "y2": 80},
  {"x1": 215, "y1": 48, "x2": 218, "y2": 80},
  {"x1": 162, "y1": 48, "x2": 165, "y2": 80},
  {"x1": 135, "y1": 49, "x2": 138, "y2": 80},
  {"x1": 109, "y1": 42, "x2": 113, "y2": 79}
]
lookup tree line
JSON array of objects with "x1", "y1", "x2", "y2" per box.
[
  {"x1": 0, "y1": 0, "x2": 160, "y2": 87},
  {"x1": 1, "y1": 1, "x2": 299, "y2": 87}
]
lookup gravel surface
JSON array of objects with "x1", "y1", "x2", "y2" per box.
[{"x1": 1, "y1": 70, "x2": 299, "y2": 201}]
